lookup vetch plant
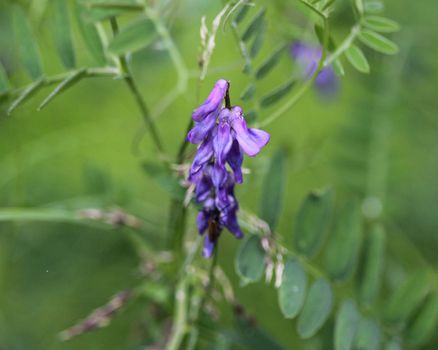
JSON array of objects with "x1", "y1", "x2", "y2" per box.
[{"x1": 0, "y1": 1, "x2": 437, "y2": 350}]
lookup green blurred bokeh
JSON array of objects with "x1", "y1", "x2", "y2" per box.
[{"x1": 0, "y1": 0, "x2": 437, "y2": 349}]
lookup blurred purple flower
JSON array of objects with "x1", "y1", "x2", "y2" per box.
[
  {"x1": 290, "y1": 41, "x2": 338, "y2": 95},
  {"x1": 186, "y1": 79, "x2": 270, "y2": 257}
]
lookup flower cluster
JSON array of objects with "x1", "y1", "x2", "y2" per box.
[
  {"x1": 290, "y1": 41, "x2": 338, "y2": 95},
  {"x1": 187, "y1": 79, "x2": 270, "y2": 257}
]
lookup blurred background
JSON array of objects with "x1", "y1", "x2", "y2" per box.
[{"x1": 0, "y1": 0, "x2": 437, "y2": 349}]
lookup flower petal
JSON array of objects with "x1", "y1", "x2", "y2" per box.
[
  {"x1": 189, "y1": 138, "x2": 213, "y2": 176},
  {"x1": 187, "y1": 111, "x2": 217, "y2": 144},
  {"x1": 213, "y1": 122, "x2": 233, "y2": 165},
  {"x1": 197, "y1": 210, "x2": 209, "y2": 234},
  {"x1": 231, "y1": 114, "x2": 270, "y2": 156},
  {"x1": 192, "y1": 79, "x2": 228, "y2": 122},
  {"x1": 227, "y1": 140, "x2": 243, "y2": 183},
  {"x1": 211, "y1": 162, "x2": 228, "y2": 189},
  {"x1": 223, "y1": 208, "x2": 243, "y2": 239},
  {"x1": 202, "y1": 234, "x2": 216, "y2": 258},
  {"x1": 195, "y1": 173, "x2": 213, "y2": 202}
]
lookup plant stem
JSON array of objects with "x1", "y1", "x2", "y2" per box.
[
  {"x1": 324, "y1": 25, "x2": 360, "y2": 67},
  {"x1": 165, "y1": 278, "x2": 188, "y2": 350},
  {"x1": 109, "y1": 17, "x2": 165, "y2": 155}
]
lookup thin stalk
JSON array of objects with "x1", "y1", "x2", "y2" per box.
[
  {"x1": 324, "y1": 25, "x2": 360, "y2": 67},
  {"x1": 109, "y1": 18, "x2": 165, "y2": 155},
  {"x1": 165, "y1": 278, "x2": 188, "y2": 350}
]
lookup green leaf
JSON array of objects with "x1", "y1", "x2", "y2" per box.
[
  {"x1": 0, "y1": 64, "x2": 10, "y2": 94},
  {"x1": 362, "y1": 16, "x2": 400, "y2": 33},
  {"x1": 8, "y1": 79, "x2": 45, "y2": 115},
  {"x1": 13, "y1": 5, "x2": 43, "y2": 80},
  {"x1": 260, "y1": 79, "x2": 295, "y2": 108},
  {"x1": 278, "y1": 259, "x2": 307, "y2": 319},
  {"x1": 38, "y1": 69, "x2": 87, "y2": 111},
  {"x1": 75, "y1": 0, "x2": 106, "y2": 65},
  {"x1": 240, "y1": 84, "x2": 256, "y2": 101},
  {"x1": 334, "y1": 300, "x2": 359, "y2": 350},
  {"x1": 255, "y1": 45, "x2": 286, "y2": 80},
  {"x1": 108, "y1": 18, "x2": 157, "y2": 55},
  {"x1": 385, "y1": 271, "x2": 430, "y2": 324},
  {"x1": 359, "y1": 224, "x2": 385, "y2": 305},
  {"x1": 81, "y1": 0, "x2": 144, "y2": 22},
  {"x1": 345, "y1": 45, "x2": 370, "y2": 73},
  {"x1": 250, "y1": 23, "x2": 265, "y2": 58},
  {"x1": 358, "y1": 30, "x2": 399, "y2": 55},
  {"x1": 407, "y1": 293, "x2": 438, "y2": 347},
  {"x1": 293, "y1": 188, "x2": 334, "y2": 258},
  {"x1": 354, "y1": 317, "x2": 381, "y2": 350},
  {"x1": 53, "y1": 0, "x2": 76, "y2": 69},
  {"x1": 297, "y1": 279, "x2": 333, "y2": 338},
  {"x1": 355, "y1": 0, "x2": 364, "y2": 14},
  {"x1": 234, "y1": 3, "x2": 250, "y2": 24},
  {"x1": 259, "y1": 148, "x2": 287, "y2": 230},
  {"x1": 142, "y1": 161, "x2": 185, "y2": 201},
  {"x1": 241, "y1": 8, "x2": 266, "y2": 42},
  {"x1": 324, "y1": 200, "x2": 363, "y2": 281},
  {"x1": 235, "y1": 235, "x2": 265, "y2": 285},
  {"x1": 332, "y1": 58, "x2": 345, "y2": 76}
]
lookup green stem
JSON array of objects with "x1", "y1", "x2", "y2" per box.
[
  {"x1": 324, "y1": 25, "x2": 360, "y2": 67},
  {"x1": 165, "y1": 278, "x2": 188, "y2": 350},
  {"x1": 109, "y1": 17, "x2": 165, "y2": 155}
]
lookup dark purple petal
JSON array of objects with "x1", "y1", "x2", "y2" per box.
[
  {"x1": 227, "y1": 140, "x2": 243, "y2": 183},
  {"x1": 192, "y1": 79, "x2": 228, "y2": 122},
  {"x1": 197, "y1": 211, "x2": 208, "y2": 234},
  {"x1": 187, "y1": 111, "x2": 217, "y2": 144},
  {"x1": 213, "y1": 122, "x2": 233, "y2": 165},
  {"x1": 223, "y1": 208, "x2": 243, "y2": 239},
  {"x1": 315, "y1": 67, "x2": 339, "y2": 96},
  {"x1": 189, "y1": 138, "x2": 213, "y2": 176},
  {"x1": 231, "y1": 113, "x2": 270, "y2": 156},
  {"x1": 211, "y1": 162, "x2": 227, "y2": 189},
  {"x1": 202, "y1": 235, "x2": 216, "y2": 258},
  {"x1": 195, "y1": 174, "x2": 213, "y2": 202}
]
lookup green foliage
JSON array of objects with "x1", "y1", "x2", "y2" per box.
[
  {"x1": 53, "y1": 0, "x2": 76, "y2": 69},
  {"x1": 359, "y1": 224, "x2": 385, "y2": 305},
  {"x1": 1, "y1": 1, "x2": 437, "y2": 350},
  {"x1": 345, "y1": 45, "x2": 370, "y2": 73},
  {"x1": 259, "y1": 148, "x2": 287, "y2": 230},
  {"x1": 12, "y1": 5, "x2": 43, "y2": 80},
  {"x1": 278, "y1": 259, "x2": 307, "y2": 319},
  {"x1": 235, "y1": 235, "x2": 266, "y2": 285},
  {"x1": 108, "y1": 18, "x2": 156, "y2": 55},
  {"x1": 354, "y1": 317, "x2": 381, "y2": 350},
  {"x1": 74, "y1": 0, "x2": 106, "y2": 65},
  {"x1": 358, "y1": 29, "x2": 399, "y2": 55},
  {"x1": 324, "y1": 199, "x2": 363, "y2": 281},
  {"x1": 297, "y1": 278, "x2": 333, "y2": 338},
  {"x1": 334, "y1": 300, "x2": 359, "y2": 350},
  {"x1": 293, "y1": 188, "x2": 333, "y2": 258}
]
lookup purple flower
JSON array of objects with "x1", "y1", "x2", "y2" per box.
[
  {"x1": 186, "y1": 79, "x2": 270, "y2": 257},
  {"x1": 191, "y1": 79, "x2": 229, "y2": 122},
  {"x1": 290, "y1": 41, "x2": 338, "y2": 95}
]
